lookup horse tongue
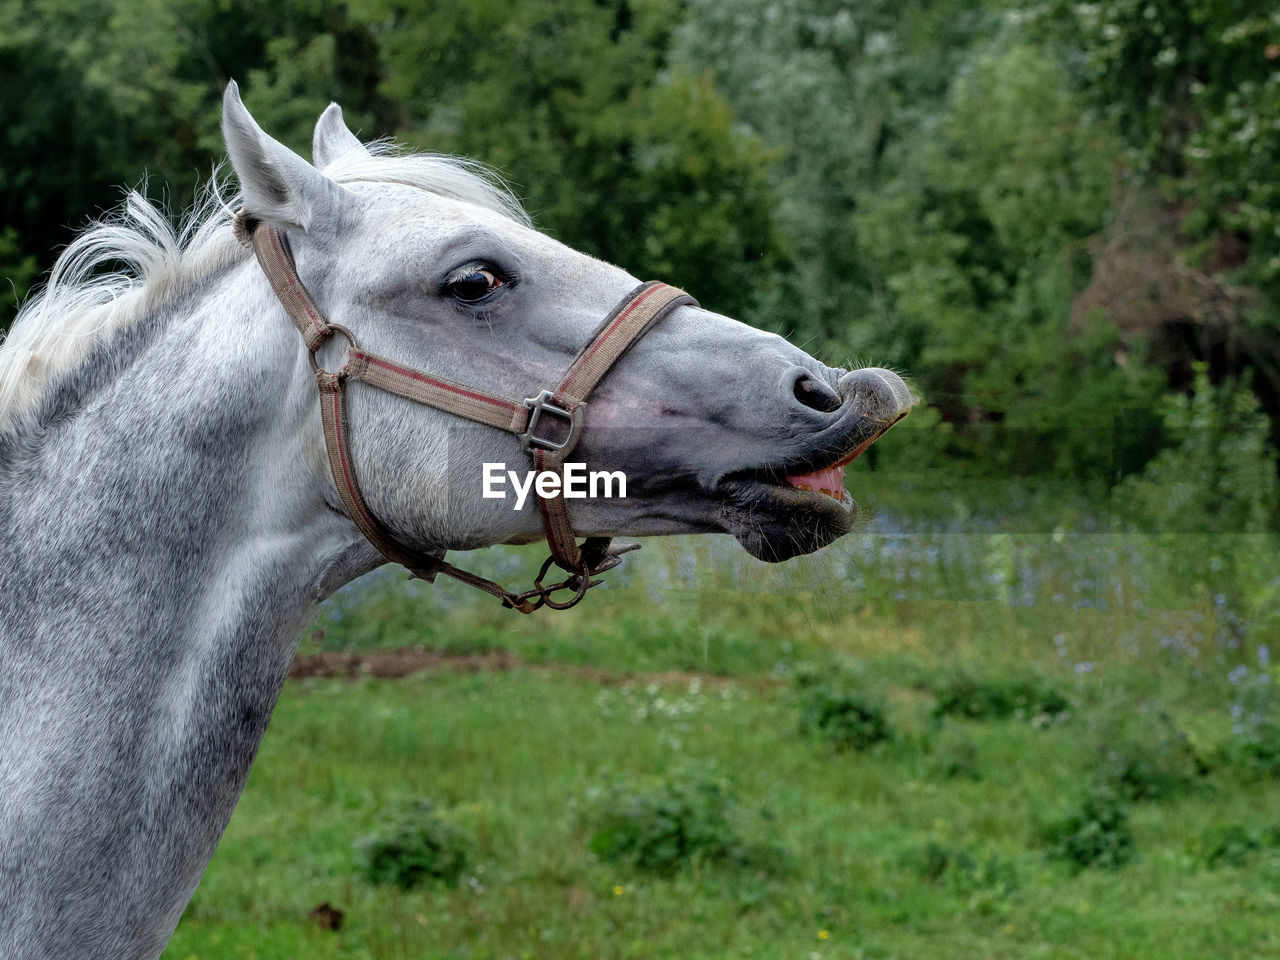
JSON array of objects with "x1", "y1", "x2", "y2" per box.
[{"x1": 783, "y1": 463, "x2": 847, "y2": 501}]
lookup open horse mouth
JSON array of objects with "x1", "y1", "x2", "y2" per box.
[
  {"x1": 779, "y1": 411, "x2": 908, "y2": 503},
  {"x1": 718, "y1": 368, "x2": 914, "y2": 562}
]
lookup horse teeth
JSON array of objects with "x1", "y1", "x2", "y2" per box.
[{"x1": 790, "y1": 482, "x2": 844, "y2": 501}]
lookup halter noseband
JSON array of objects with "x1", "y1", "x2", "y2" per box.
[{"x1": 236, "y1": 210, "x2": 697, "y2": 613}]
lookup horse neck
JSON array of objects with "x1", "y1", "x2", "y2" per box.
[
  {"x1": 0, "y1": 257, "x2": 376, "y2": 959},
  {"x1": 0, "y1": 256, "x2": 352, "y2": 661}
]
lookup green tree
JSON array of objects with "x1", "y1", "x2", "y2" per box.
[
  {"x1": 673, "y1": 0, "x2": 998, "y2": 353},
  {"x1": 352, "y1": 0, "x2": 782, "y2": 319},
  {"x1": 1120, "y1": 365, "x2": 1279, "y2": 534},
  {"x1": 0, "y1": 0, "x2": 388, "y2": 327},
  {"x1": 1028, "y1": 0, "x2": 1280, "y2": 444},
  {"x1": 853, "y1": 39, "x2": 1165, "y2": 475}
]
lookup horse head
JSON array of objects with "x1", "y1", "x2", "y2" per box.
[{"x1": 222, "y1": 83, "x2": 913, "y2": 589}]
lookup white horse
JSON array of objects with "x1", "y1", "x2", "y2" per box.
[{"x1": 0, "y1": 84, "x2": 911, "y2": 959}]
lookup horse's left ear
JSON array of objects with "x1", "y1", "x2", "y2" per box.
[
  {"x1": 313, "y1": 103, "x2": 370, "y2": 170},
  {"x1": 221, "y1": 81, "x2": 348, "y2": 233}
]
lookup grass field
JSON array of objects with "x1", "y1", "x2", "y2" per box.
[{"x1": 163, "y1": 510, "x2": 1280, "y2": 960}]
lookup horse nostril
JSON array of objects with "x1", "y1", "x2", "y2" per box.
[
  {"x1": 791, "y1": 371, "x2": 843, "y2": 414},
  {"x1": 837, "y1": 367, "x2": 916, "y2": 420}
]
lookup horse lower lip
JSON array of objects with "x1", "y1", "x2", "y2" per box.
[{"x1": 720, "y1": 474, "x2": 857, "y2": 562}]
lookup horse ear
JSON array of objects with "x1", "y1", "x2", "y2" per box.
[
  {"x1": 221, "y1": 81, "x2": 347, "y2": 232},
  {"x1": 313, "y1": 103, "x2": 370, "y2": 170}
]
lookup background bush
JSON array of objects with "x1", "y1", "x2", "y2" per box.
[
  {"x1": 1226, "y1": 644, "x2": 1280, "y2": 778},
  {"x1": 586, "y1": 770, "x2": 785, "y2": 876},
  {"x1": 1089, "y1": 704, "x2": 1208, "y2": 802},
  {"x1": 794, "y1": 665, "x2": 895, "y2": 751},
  {"x1": 1202, "y1": 825, "x2": 1276, "y2": 868},
  {"x1": 1044, "y1": 784, "x2": 1135, "y2": 871},
  {"x1": 930, "y1": 667, "x2": 1070, "y2": 723},
  {"x1": 355, "y1": 798, "x2": 469, "y2": 890}
]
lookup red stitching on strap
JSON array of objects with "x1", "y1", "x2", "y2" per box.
[
  {"x1": 266, "y1": 229, "x2": 325, "y2": 335},
  {"x1": 330, "y1": 388, "x2": 378, "y2": 532},
  {"x1": 358, "y1": 353, "x2": 521, "y2": 413},
  {"x1": 566, "y1": 282, "x2": 666, "y2": 380}
]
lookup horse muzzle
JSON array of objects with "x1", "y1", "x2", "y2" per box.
[{"x1": 717, "y1": 364, "x2": 915, "y2": 562}]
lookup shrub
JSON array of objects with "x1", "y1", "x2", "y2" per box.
[
  {"x1": 1117, "y1": 368, "x2": 1279, "y2": 535},
  {"x1": 355, "y1": 799, "x2": 469, "y2": 890},
  {"x1": 1044, "y1": 785, "x2": 1134, "y2": 870},
  {"x1": 794, "y1": 667, "x2": 894, "y2": 751},
  {"x1": 1091, "y1": 707, "x2": 1208, "y2": 802},
  {"x1": 1236, "y1": 722, "x2": 1280, "y2": 778},
  {"x1": 587, "y1": 773, "x2": 784, "y2": 875},
  {"x1": 930, "y1": 668, "x2": 1070, "y2": 723},
  {"x1": 1205, "y1": 825, "x2": 1263, "y2": 868}
]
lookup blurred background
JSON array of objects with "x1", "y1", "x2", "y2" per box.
[{"x1": 4, "y1": 1, "x2": 1279, "y2": 957}]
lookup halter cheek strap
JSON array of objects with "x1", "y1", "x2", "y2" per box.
[{"x1": 236, "y1": 210, "x2": 697, "y2": 613}]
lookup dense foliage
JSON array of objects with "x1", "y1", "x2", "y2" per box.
[
  {"x1": 586, "y1": 770, "x2": 781, "y2": 874},
  {"x1": 2, "y1": 0, "x2": 1278, "y2": 508},
  {"x1": 355, "y1": 798, "x2": 470, "y2": 889}
]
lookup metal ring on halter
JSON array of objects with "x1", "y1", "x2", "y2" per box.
[
  {"x1": 525, "y1": 554, "x2": 596, "y2": 610},
  {"x1": 307, "y1": 323, "x2": 358, "y2": 375},
  {"x1": 539, "y1": 575, "x2": 596, "y2": 610}
]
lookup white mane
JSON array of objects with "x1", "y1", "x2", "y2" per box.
[{"x1": 0, "y1": 147, "x2": 529, "y2": 433}]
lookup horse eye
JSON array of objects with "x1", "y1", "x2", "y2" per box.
[{"x1": 445, "y1": 267, "x2": 504, "y2": 304}]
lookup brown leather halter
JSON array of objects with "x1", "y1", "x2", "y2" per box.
[{"x1": 235, "y1": 210, "x2": 697, "y2": 613}]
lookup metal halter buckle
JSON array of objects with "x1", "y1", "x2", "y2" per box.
[{"x1": 520, "y1": 390, "x2": 584, "y2": 455}]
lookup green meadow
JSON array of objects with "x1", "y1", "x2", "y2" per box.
[{"x1": 164, "y1": 487, "x2": 1280, "y2": 960}]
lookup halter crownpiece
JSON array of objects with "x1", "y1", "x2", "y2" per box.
[{"x1": 235, "y1": 209, "x2": 697, "y2": 613}]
